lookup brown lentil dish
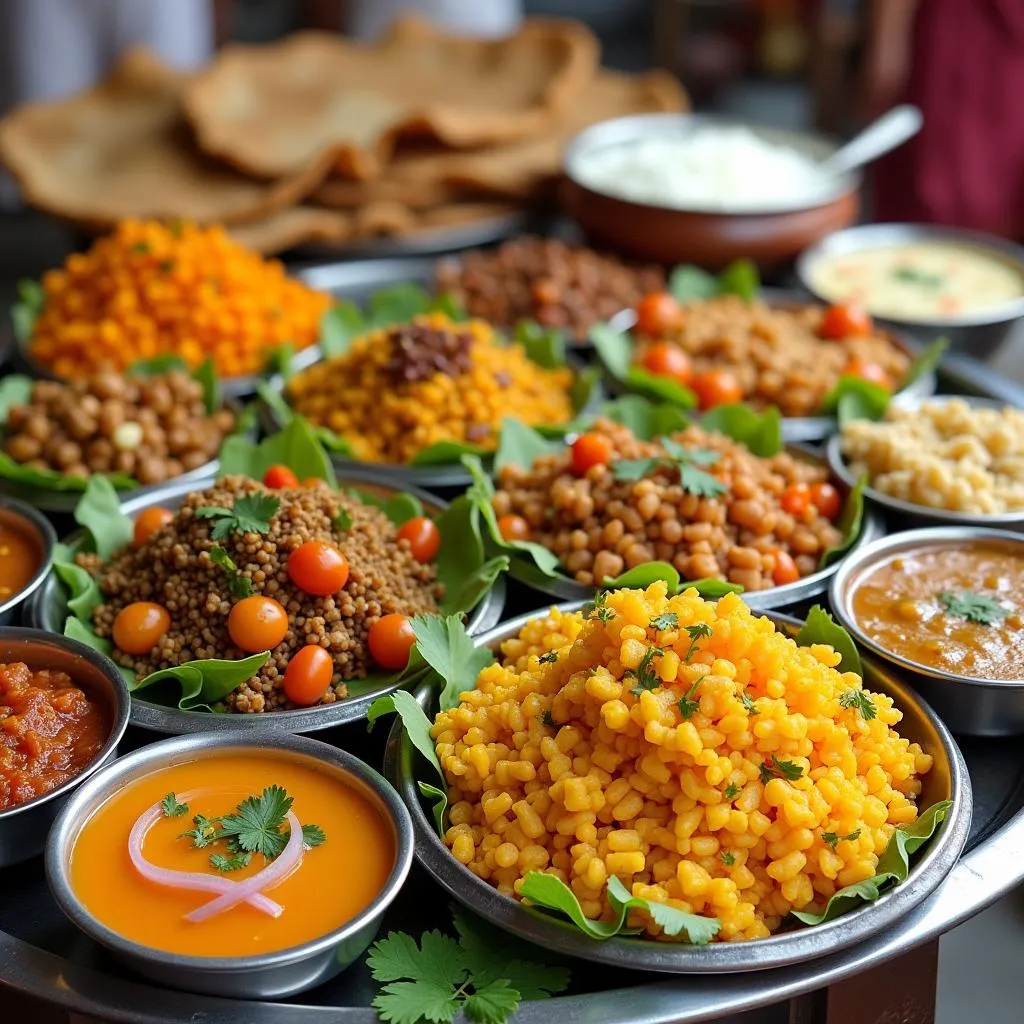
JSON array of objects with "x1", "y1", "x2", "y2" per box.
[
  {"x1": 435, "y1": 236, "x2": 664, "y2": 341},
  {"x1": 635, "y1": 296, "x2": 910, "y2": 418},
  {"x1": 80, "y1": 477, "x2": 442, "y2": 712},
  {"x1": 492, "y1": 419, "x2": 844, "y2": 590},
  {"x1": 286, "y1": 312, "x2": 574, "y2": 463},
  {"x1": 2, "y1": 370, "x2": 236, "y2": 485}
]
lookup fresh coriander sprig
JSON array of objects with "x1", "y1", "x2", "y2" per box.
[
  {"x1": 839, "y1": 688, "x2": 877, "y2": 721},
  {"x1": 683, "y1": 623, "x2": 712, "y2": 663},
  {"x1": 160, "y1": 793, "x2": 188, "y2": 818},
  {"x1": 759, "y1": 755, "x2": 804, "y2": 784},
  {"x1": 613, "y1": 438, "x2": 728, "y2": 498},
  {"x1": 541, "y1": 709, "x2": 557, "y2": 728},
  {"x1": 739, "y1": 690, "x2": 760, "y2": 716},
  {"x1": 628, "y1": 646, "x2": 664, "y2": 696},
  {"x1": 938, "y1": 590, "x2": 1009, "y2": 625},
  {"x1": 333, "y1": 509, "x2": 353, "y2": 532},
  {"x1": 677, "y1": 679, "x2": 703, "y2": 721},
  {"x1": 723, "y1": 782, "x2": 740, "y2": 801},
  {"x1": 195, "y1": 493, "x2": 280, "y2": 540},
  {"x1": 720, "y1": 851, "x2": 736, "y2": 867},
  {"x1": 650, "y1": 611, "x2": 678, "y2": 631},
  {"x1": 209, "y1": 545, "x2": 254, "y2": 598},
  {"x1": 539, "y1": 651, "x2": 559, "y2": 664},
  {"x1": 822, "y1": 829, "x2": 861, "y2": 849}
]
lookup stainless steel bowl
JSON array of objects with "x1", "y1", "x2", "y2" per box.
[
  {"x1": 45, "y1": 732, "x2": 413, "y2": 999},
  {"x1": 385, "y1": 603, "x2": 971, "y2": 973},
  {"x1": 27, "y1": 471, "x2": 505, "y2": 734},
  {"x1": 503, "y1": 443, "x2": 884, "y2": 611},
  {"x1": 796, "y1": 224, "x2": 1024, "y2": 360},
  {"x1": 0, "y1": 627, "x2": 129, "y2": 867},
  {"x1": 826, "y1": 394, "x2": 1024, "y2": 533},
  {"x1": 0, "y1": 497, "x2": 55, "y2": 627},
  {"x1": 829, "y1": 526, "x2": 1024, "y2": 736}
]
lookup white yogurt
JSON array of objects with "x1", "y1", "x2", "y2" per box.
[{"x1": 574, "y1": 126, "x2": 837, "y2": 213}]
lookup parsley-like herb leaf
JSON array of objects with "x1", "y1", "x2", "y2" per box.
[
  {"x1": 302, "y1": 824, "x2": 327, "y2": 848},
  {"x1": 938, "y1": 590, "x2": 1009, "y2": 625},
  {"x1": 160, "y1": 792, "x2": 188, "y2": 818},
  {"x1": 539, "y1": 651, "x2": 559, "y2": 664},
  {"x1": 677, "y1": 679, "x2": 703, "y2": 721},
  {"x1": 594, "y1": 605, "x2": 614, "y2": 623},
  {"x1": 649, "y1": 611, "x2": 678, "y2": 631},
  {"x1": 822, "y1": 829, "x2": 861, "y2": 849},
  {"x1": 210, "y1": 851, "x2": 252, "y2": 872},
  {"x1": 215, "y1": 785, "x2": 292, "y2": 858},
  {"x1": 181, "y1": 813, "x2": 219, "y2": 848},
  {"x1": 612, "y1": 440, "x2": 729, "y2": 497},
  {"x1": 628, "y1": 646, "x2": 664, "y2": 696},
  {"x1": 333, "y1": 509, "x2": 353, "y2": 532},
  {"x1": 196, "y1": 493, "x2": 280, "y2": 540},
  {"x1": 721, "y1": 851, "x2": 736, "y2": 867},
  {"x1": 739, "y1": 690, "x2": 760, "y2": 716},
  {"x1": 683, "y1": 622, "x2": 712, "y2": 663},
  {"x1": 541, "y1": 709, "x2": 556, "y2": 728},
  {"x1": 839, "y1": 688, "x2": 877, "y2": 721},
  {"x1": 759, "y1": 755, "x2": 804, "y2": 784},
  {"x1": 724, "y1": 782, "x2": 740, "y2": 801},
  {"x1": 209, "y1": 544, "x2": 254, "y2": 599}
]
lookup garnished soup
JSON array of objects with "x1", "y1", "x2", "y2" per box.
[
  {"x1": 849, "y1": 540, "x2": 1024, "y2": 681},
  {"x1": 70, "y1": 753, "x2": 394, "y2": 957},
  {"x1": 811, "y1": 242, "x2": 1024, "y2": 320}
]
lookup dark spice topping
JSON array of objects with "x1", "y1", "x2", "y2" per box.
[{"x1": 384, "y1": 323, "x2": 473, "y2": 384}]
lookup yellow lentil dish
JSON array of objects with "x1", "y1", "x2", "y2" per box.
[
  {"x1": 28, "y1": 220, "x2": 331, "y2": 379},
  {"x1": 286, "y1": 312, "x2": 575, "y2": 463},
  {"x1": 849, "y1": 540, "x2": 1024, "y2": 681},
  {"x1": 433, "y1": 584, "x2": 932, "y2": 941}
]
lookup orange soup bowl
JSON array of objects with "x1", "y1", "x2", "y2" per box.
[{"x1": 44, "y1": 733, "x2": 414, "y2": 999}]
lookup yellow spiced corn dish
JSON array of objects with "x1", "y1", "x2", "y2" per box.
[{"x1": 432, "y1": 584, "x2": 932, "y2": 942}]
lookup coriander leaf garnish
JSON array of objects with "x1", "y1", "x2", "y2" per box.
[
  {"x1": 539, "y1": 651, "x2": 559, "y2": 664},
  {"x1": 723, "y1": 782, "x2": 740, "y2": 801},
  {"x1": 160, "y1": 792, "x2": 188, "y2": 818},
  {"x1": 679, "y1": 464, "x2": 729, "y2": 498},
  {"x1": 594, "y1": 605, "x2": 614, "y2": 623},
  {"x1": 333, "y1": 509, "x2": 353, "y2": 532},
  {"x1": 181, "y1": 813, "x2": 219, "y2": 848},
  {"x1": 628, "y1": 646, "x2": 664, "y2": 696},
  {"x1": 301, "y1": 824, "x2": 327, "y2": 849},
  {"x1": 216, "y1": 784, "x2": 292, "y2": 858},
  {"x1": 839, "y1": 688, "x2": 877, "y2": 721},
  {"x1": 759, "y1": 755, "x2": 804, "y2": 784},
  {"x1": 612, "y1": 439, "x2": 729, "y2": 498},
  {"x1": 683, "y1": 622, "x2": 712, "y2": 663},
  {"x1": 739, "y1": 690, "x2": 760, "y2": 716},
  {"x1": 209, "y1": 544, "x2": 254, "y2": 599},
  {"x1": 649, "y1": 611, "x2": 678, "y2": 631},
  {"x1": 196, "y1": 493, "x2": 280, "y2": 540},
  {"x1": 891, "y1": 266, "x2": 944, "y2": 288},
  {"x1": 541, "y1": 709, "x2": 556, "y2": 728},
  {"x1": 938, "y1": 590, "x2": 1009, "y2": 625},
  {"x1": 677, "y1": 679, "x2": 702, "y2": 721},
  {"x1": 210, "y1": 851, "x2": 252, "y2": 872},
  {"x1": 721, "y1": 851, "x2": 736, "y2": 867},
  {"x1": 822, "y1": 829, "x2": 861, "y2": 849}
]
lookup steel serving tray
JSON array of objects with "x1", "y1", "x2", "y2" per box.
[
  {"x1": 27, "y1": 471, "x2": 506, "y2": 734},
  {"x1": 386, "y1": 604, "x2": 971, "y2": 974}
]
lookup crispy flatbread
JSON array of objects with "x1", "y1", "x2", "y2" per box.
[
  {"x1": 351, "y1": 200, "x2": 518, "y2": 238},
  {"x1": 312, "y1": 69, "x2": 687, "y2": 210},
  {"x1": 0, "y1": 50, "x2": 331, "y2": 229},
  {"x1": 226, "y1": 206, "x2": 352, "y2": 254},
  {"x1": 183, "y1": 17, "x2": 600, "y2": 181}
]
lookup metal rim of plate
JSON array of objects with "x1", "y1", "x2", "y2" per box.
[
  {"x1": 26, "y1": 470, "x2": 506, "y2": 735},
  {"x1": 826, "y1": 394, "x2": 1024, "y2": 531},
  {"x1": 385, "y1": 604, "x2": 972, "y2": 974}
]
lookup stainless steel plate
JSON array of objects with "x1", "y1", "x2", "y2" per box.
[
  {"x1": 386, "y1": 604, "x2": 971, "y2": 974},
  {"x1": 27, "y1": 471, "x2": 506, "y2": 735}
]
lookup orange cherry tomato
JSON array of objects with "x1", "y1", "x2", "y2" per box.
[
  {"x1": 635, "y1": 292, "x2": 682, "y2": 336},
  {"x1": 287, "y1": 540, "x2": 350, "y2": 596},
  {"x1": 132, "y1": 506, "x2": 174, "y2": 547},
  {"x1": 780, "y1": 483, "x2": 812, "y2": 517},
  {"x1": 263, "y1": 464, "x2": 299, "y2": 489},
  {"x1": 283, "y1": 644, "x2": 334, "y2": 706},
  {"x1": 498, "y1": 514, "x2": 531, "y2": 542},
  {"x1": 690, "y1": 369, "x2": 743, "y2": 410},
  {"x1": 368, "y1": 614, "x2": 416, "y2": 671},
  {"x1": 819, "y1": 302, "x2": 873, "y2": 340},
  {"x1": 396, "y1": 517, "x2": 441, "y2": 563},
  {"x1": 227, "y1": 595, "x2": 288, "y2": 653},
  {"x1": 810, "y1": 481, "x2": 842, "y2": 520},
  {"x1": 845, "y1": 359, "x2": 893, "y2": 391},
  {"x1": 641, "y1": 342, "x2": 692, "y2": 384},
  {"x1": 571, "y1": 432, "x2": 613, "y2": 476},
  {"x1": 112, "y1": 601, "x2": 171, "y2": 655},
  {"x1": 771, "y1": 550, "x2": 800, "y2": 586}
]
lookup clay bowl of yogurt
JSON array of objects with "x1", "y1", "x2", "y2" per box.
[{"x1": 561, "y1": 113, "x2": 859, "y2": 271}]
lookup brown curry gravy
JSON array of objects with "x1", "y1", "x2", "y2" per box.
[{"x1": 850, "y1": 540, "x2": 1024, "y2": 681}]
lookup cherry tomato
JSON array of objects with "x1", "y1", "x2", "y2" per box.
[
  {"x1": 690, "y1": 369, "x2": 743, "y2": 410},
  {"x1": 571, "y1": 433, "x2": 613, "y2": 476},
  {"x1": 396, "y1": 517, "x2": 441, "y2": 563},
  {"x1": 263, "y1": 464, "x2": 299, "y2": 489},
  {"x1": 287, "y1": 540, "x2": 350, "y2": 596},
  {"x1": 771, "y1": 550, "x2": 800, "y2": 586},
  {"x1": 810, "y1": 481, "x2": 842, "y2": 520},
  {"x1": 641, "y1": 342, "x2": 692, "y2": 384},
  {"x1": 845, "y1": 359, "x2": 893, "y2": 391},
  {"x1": 635, "y1": 292, "x2": 682, "y2": 336},
  {"x1": 498, "y1": 514, "x2": 531, "y2": 542},
  {"x1": 368, "y1": 614, "x2": 416, "y2": 671},
  {"x1": 819, "y1": 302, "x2": 873, "y2": 340},
  {"x1": 780, "y1": 483, "x2": 812, "y2": 517},
  {"x1": 283, "y1": 644, "x2": 334, "y2": 706},
  {"x1": 227, "y1": 595, "x2": 288, "y2": 653},
  {"x1": 112, "y1": 601, "x2": 171, "y2": 655},
  {"x1": 132, "y1": 506, "x2": 173, "y2": 547}
]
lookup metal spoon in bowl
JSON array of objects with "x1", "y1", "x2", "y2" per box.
[{"x1": 818, "y1": 105, "x2": 923, "y2": 178}]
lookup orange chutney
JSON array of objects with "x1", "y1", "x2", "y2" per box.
[
  {"x1": 850, "y1": 540, "x2": 1024, "y2": 681},
  {"x1": 0, "y1": 515, "x2": 43, "y2": 602},
  {"x1": 70, "y1": 753, "x2": 395, "y2": 957}
]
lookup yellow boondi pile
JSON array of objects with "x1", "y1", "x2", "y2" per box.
[
  {"x1": 29, "y1": 220, "x2": 331, "y2": 379},
  {"x1": 285, "y1": 312, "x2": 575, "y2": 463},
  {"x1": 432, "y1": 584, "x2": 932, "y2": 942}
]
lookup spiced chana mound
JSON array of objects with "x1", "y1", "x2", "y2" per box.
[
  {"x1": 492, "y1": 419, "x2": 844, "y2": 591},
  {"x1": 80, "y1": 477, "x2": 442, "y2": 712}
]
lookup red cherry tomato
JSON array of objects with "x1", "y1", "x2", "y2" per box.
[
  {"x1": 845, "y1": 359, "x2": 893, "y2": 391},
  {"x1": 819, "y1": 303, "x2": 874, "y2": 340},
  {"x1": 263, "y1": 464, "x2": 299, "y2": 489},
  {"x1": 287, "y1": 540, "x2": 350, "y2": 596},
  {"x1": 112, "y1": 601, "x2": 171, "y2": 655},
  {"x1": 368, "y1": 614, "x2": 416, "y2": 671},
  {"x1": 771, "y1": 550, "x2": 800, "y2": 586},
  {"x1": 283, "y1": 644, "x2": 334, "y2": 706},
  {"x1": 635, "y1": 292, "x2": 682, "y2": 336},
  {"x1": 780, "y1": 483, "x2": 812, "y2": 518},
  {"x1": 810, "y1": 482, "x2": 842, "y2": 520},
  {"x1": 396, "y1": 517, "x2": 441, "y2": 563},
  {"x1": 498, "y1": 514, "x2": 531, "y2": 542},
  {"x1": 641, "y1": 342, "x2": 692, "y2": 384},
  {"x1": 133, "y1": 506, "x2": 173, "y2": 547},
  {"x1": 570, "y1": 433, "x2": 613, "y2": 476},
  {"x1": 227, "y1": 595, "x2": 288, "y2": 653},
  {"x1": 690, "y1": 369, "x2": 743, "y2": 410}
]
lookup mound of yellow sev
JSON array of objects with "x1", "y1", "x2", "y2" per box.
[{"x1": 432, "y1": 584, "x2": 932, "y2": 942}]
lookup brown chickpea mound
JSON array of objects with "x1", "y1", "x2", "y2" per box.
[
  {"x1": 492, "y1": 420, "x2": 844, "y2": 590},
  {"x1": 81, "y1": 477, "x2": 442, "y2": 712},
  {"x1": 2, "y1": 370, "x2": 236, "y2": 485}
]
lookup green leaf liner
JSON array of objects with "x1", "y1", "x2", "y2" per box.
[
  {"x1": 820, "y1": 375, "x2": 892, "y2": 425},
  {"x1": 11, "y1": 277, "x2": 44, "y2": 343},
  {"x1": 700, "y1": 404, "x2": 782, "y2": 458},
  {"x1": 667, "y1": 260, "x2": 760, "y2": 304},
  {"x1": 219, "y1": 415, "x2": 337, "y2": 486},
  {"x1": 514, "y1": 322, "x2": 566, "y2": 369},
  {"x1": 591, "y1": 324, "x2": 698, "y2": 410},
  {"x1": 600, "y1": 395, "x2": 691, "y2": 440},
  {"x1": 794, "y1": 605, "x2": 862, "y2": 676},
  {"x1": 819, "y1": 476, "x2": 866, "y2": 568},
  {"x1": 131, "y1": 652, "x2": 272, "y2": 712},
  {"x1": 494, "y1": 417, "x2": 561, "y2": 474},
  {"x1": 902, "y1": 336, "x2": 949, "y2": 388},
  {"x1": 600, "y1": 563, "x2": 743, "y2": 601},
  {"x1": 75, "y1": 476, "x2": 134, "y2": 559}
]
